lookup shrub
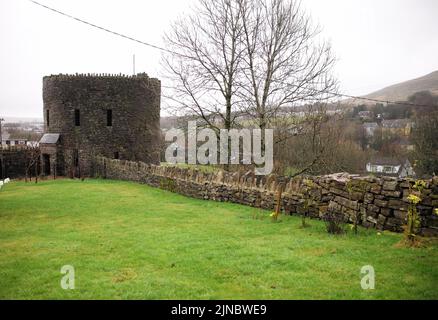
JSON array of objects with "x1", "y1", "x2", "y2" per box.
[
  {"x1": 404, "y1": 180, "x2": 426, "y2": 245},
  {"x1": 323, "y1": 210, "x2": 346, "y2": 235},
  {"x1": 160, "y1": 177, "x2": 176, "y2": 192}
]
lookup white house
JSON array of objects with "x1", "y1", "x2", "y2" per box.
[
  {"x1": 363, "y1": 122, "x2": 379, "y2": 137},
  {"x1": 366, "y1": 158, "x2": 415, "y2": 178}
]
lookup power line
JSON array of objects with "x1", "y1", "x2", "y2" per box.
[
  {"x1": 29, "y1": 0, "x2": 437, "y2": 109},
  {"x1": 303, "y1": 88, "x2": 435, "y2": 108},
  {"x1": 164, "y1": 83, "x2": 436, "y2": 108},
  {"x1": 28, "y1": 0, "x2": 184, "y2": 57},
  {"x1": 312, "y1": 89, "x2": 435, "y2": 108}
]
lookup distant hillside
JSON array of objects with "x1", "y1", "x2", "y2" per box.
[{"x1": 362, "y1": 71, "x2": 438, "y2": 103}]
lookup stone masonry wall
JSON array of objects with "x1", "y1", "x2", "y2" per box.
[
  {"x1": 94, "y1": 157, "x2": 438, "y2": 236},
  {"x1": 0, "y1": 149, "x2": 34, "y2": 179},
  {"x1": 42, "y1": 73, "x2": 161, "y2": 176}
]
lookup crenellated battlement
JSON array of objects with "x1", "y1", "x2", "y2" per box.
[{"x1": 43, "y1": 72, "x2": 161, "y2": 87}]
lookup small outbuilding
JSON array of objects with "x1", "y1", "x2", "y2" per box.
[{"x1": 39, "y1": 133, "x2": 62, "y2": 176}]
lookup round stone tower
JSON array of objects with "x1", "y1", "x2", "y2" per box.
[{"x1": 40, "y1": 73, "x2": 161, "y2": 177}]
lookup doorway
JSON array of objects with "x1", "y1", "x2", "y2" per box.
[{"x1": 43, "y1": 154, "x2": 51, "y2": 176}]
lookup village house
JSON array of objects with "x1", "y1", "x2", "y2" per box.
[
  {"x1": 0, "y1": 138, "x2": 28, "y2": 147},
  {"x1": 381, "y1": 119, "x2": 414, "y2": 137},
  {"x1": 366, "y1": 157, "x2": 415, "y2": 178},
  {"x1": 363, "y1": 122, "x2": 379, "y2": 137},
  {"x1": 358, "y1": 110, "x2": 374, "y2": 121}
]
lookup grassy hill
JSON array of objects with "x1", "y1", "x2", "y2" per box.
[
  {"x1": 0, "y1": 179, "x2": 437, "y2": 299},
  {"x1": 363, "y1": 70, "x2": 438, "y2": 102}
]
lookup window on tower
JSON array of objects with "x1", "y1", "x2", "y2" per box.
[
  {"x1": 107, "y1": 109, "x2": 112, "y2": 127},
  {"x1": 75, "y1": 109, "x2": 80, "y2": 126}
]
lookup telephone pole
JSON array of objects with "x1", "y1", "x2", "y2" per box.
[
  {"x1": 133, "y1": 54, "x2": 136, "y2": 75},
  {"x1": 0, "y1": 117, "x2": 4, "y2": 146}
]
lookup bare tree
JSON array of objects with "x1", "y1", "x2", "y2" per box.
[
  {"x1": 163, "y1": 0, "x2": 245, "y2": 134},
  {"x1": 275, "y1": 113, "x2": 372, "y2": 176},
  {"x1": 411, "y1": 111, "x2": 438, "y2": 176},
  {"x1": 163, "y1": 0, "x2": 338, "y2": 174},
  {"x1": 239, "y1": 0, "x2": 337, "y2": 161},
  {"x1": 24, "y1": 143, "x2": 41, "y2": 183}
]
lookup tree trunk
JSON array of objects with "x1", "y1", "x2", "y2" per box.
[{"x1": 35, "y1": 160, "x2": 38, "y2": 184}]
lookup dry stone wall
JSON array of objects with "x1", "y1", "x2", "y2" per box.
[
  {"x1": 94, "y1": 157, "x2": 438, "y2": 236},
  {"x1": 0, "y1": 150, "x2": 26, "y2": 178}
]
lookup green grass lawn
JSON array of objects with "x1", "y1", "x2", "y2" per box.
[{"x1": 0, "y1": 179, "x2": 437, "y2": 300}]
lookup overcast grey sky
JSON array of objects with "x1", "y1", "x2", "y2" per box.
[{"x1": 0, "y1": 0, "x2": 437, "y2": 118}]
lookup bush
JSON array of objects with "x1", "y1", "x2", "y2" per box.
[
  {"x1": 323, "y1": 210, "x2": 345, "y2": 234},
  {"x1": 160, "y1": 177, "x2": 176, "y2": 192}
]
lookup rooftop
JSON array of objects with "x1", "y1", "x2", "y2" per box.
[
  {"x1": 368, "y1": 157, "x2": 405, "y2": 166},
  {"x1": 381, "y1": 119, "x2": 413, "y2": 128},
  {"x1": 39, "y1": 133, "x2": 60, "y2": 144},
  {"x1": 363, "y1": 122, "x2": 379, "y2": 128}
]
